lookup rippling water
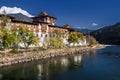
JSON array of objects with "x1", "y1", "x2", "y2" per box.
[{"x1": 0, "y1": 46, "x2": 120, "y2": 80}]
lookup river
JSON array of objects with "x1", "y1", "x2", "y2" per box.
[{"x1": 0, "y1": 46, "x2": 120, "y2": 80}]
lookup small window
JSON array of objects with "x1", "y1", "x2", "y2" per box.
[
  {"x1": 45, "y1": 34, "x2": 47, "y2": 37},
  {"x1": 41, "y1": 34, "x2": 43, "y2": 37}
]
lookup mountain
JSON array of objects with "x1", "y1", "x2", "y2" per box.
[
  {"x1": 9, "y1": 13, "x2": 33, "y2": 22},
  {"x1": 90, "y1": 22, "x2": 120, "y2": 45},
  {"x1": 73, "y1": 28, "x2": 93, "y2": 34}
]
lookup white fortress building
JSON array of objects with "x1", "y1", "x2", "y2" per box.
[{"x1": 0, "y1": 12, "x2": 87, "y2": 47}]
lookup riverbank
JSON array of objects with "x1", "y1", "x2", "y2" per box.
[{"x1": 0, "y1": 44, "x2": 105, "y2": 67}]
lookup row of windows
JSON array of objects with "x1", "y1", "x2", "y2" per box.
[
  {"x1": 10, "y1": 23, "x2": 68, "y2": 32},
  {"x1": 39, "y1": 34, "x2": 67, "y2": 38},
  {"x1": 49, "y1": 27, "x2": 68, "y2": 31}
]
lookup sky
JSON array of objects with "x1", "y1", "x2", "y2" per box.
[{"x1": 0, "y1": 0, "x2": 120, "y2": 30}]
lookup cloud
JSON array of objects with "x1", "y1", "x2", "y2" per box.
[
  {"x1": 92, "y1": 23, "x2": 98, "y2": 26},
  {"x1": 0, "y1": 6, "x2": 34, "y2": 17}
]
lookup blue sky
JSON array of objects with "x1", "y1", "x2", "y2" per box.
[{"x1": 0, "y1": 0, "x2": 120, "y2": 30}]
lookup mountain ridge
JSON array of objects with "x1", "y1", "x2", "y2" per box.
[
  {"x1": 73, "y1": 28, "x2": 93, "y2": 34},
  {"x1": 9, "y1": 13, "x2": 33, "y2": 22},
  {"x1": 90, "y1": 22, "x2": 120, "y2": 45}
]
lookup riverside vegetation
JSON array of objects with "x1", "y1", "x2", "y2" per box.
[{"x1": 0, "y1": 14, "x2": 100, "y2": 67}]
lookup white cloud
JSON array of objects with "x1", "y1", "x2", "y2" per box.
[
  {"x1": 92, "y1": 23, "x2": 98, "y2": 26},
  {"x1": 0, "y1": 6, "x2": 34, "y2": 17}
]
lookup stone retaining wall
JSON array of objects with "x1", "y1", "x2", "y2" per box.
[{"x1": 0, "y1": 45, "x2": 105, "y2": 67}]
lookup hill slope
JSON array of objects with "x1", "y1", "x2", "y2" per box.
[
  {"x1": 90, "y1": 23, "x2": 120, "y2": 45},
  {"x1": 9, "y1": 13, "x2": 33, "y2": 22},
  {"x1": 73, "y1": 28, "x2": 93, "y2": 34}
]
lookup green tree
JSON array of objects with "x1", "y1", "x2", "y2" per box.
[
  {"x1": 0, "y1": 12, "x2": 18, "y2": 50},
  {"x1": 27, "y1": 32, "x2": 40, "y2": 47},
  {"x1": 77, "y1": 32, "x2": 84, "y2": 40},
  {"x1": 68, "y1": 32, "x2": 79, "y2": 45},
  {"x1": 0, "y1": 14, "x2": 9, "y2": 28},
  {"x1": 14, "y1": 26, "x2": 40, "y2": 48},
  {"x1": 45, "y1": 30, "x2": 65, "y2": 48},
  {"x1": 88, "y1": 36, "x2": 98, "y2": 46},
  {"x1": 68, "y1": 31, "x2": 85, "y2": 46},
  {"x1": 0, "y1": 27, "x2": 18, "y2": 49}
]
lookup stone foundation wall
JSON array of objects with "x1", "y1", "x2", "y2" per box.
[{"x1": 0, "y1": 45, "x2": 105, "y2": 67}]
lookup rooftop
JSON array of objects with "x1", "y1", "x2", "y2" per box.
[{"x1": 33, "y1": 12, "x2": 56, "y2": 19}]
